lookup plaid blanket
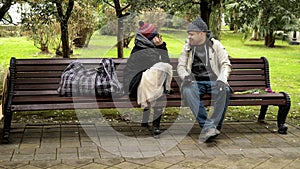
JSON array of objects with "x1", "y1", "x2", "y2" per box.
[{"x1": 57, "y1": 59, "x2": 123, "y2": 97}]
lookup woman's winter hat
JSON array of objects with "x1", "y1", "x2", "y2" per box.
[
  {"x1": 138, "y1": 21, "x2": 158, "y2": 41},
  {"x1": 187, "y1": 17, "x2": 208, "y2": 32}
]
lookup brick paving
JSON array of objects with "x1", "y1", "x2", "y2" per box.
[{"x1": 1, "y1": 120, "x2": 300, "y2": 168}]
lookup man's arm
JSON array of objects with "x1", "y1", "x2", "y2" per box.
[{"x1": 177, "y1": 43, "x2": 191, "y2": 80}]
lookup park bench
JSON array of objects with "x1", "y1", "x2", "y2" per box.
[{"x1": 1, "y1": 57, "x2": 290, "y2": 143}]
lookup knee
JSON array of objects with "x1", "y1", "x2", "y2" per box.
[
  {"x1": 225, "y1": 87, "x2": 232, "y2": 97},
  {"x1": 182, "y1": 86, "x2": 194, "y2": 97}
]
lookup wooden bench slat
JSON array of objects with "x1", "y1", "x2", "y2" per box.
[
  {"x1": 11, "y1": 99, "x2": 287, "y2": 111},
  {"x1": 228, "y1": 76, "x2": 266, "y2": 81},
  {"x1": 16, "y1": 72, "x2": 62, "y2": 78},
  {"x1": 16, "y1": 65, "x2": 67, "y2": 71},
  {"x1": 231, "y1": 64, "x2": 265, "y2": 69},
  {"x1": 230, "y1": 70, "x2": 265, "y2": 75},
  {"x1": 14, "y1": 90, "x2": 58, "y2": 96},
  {"x1": 229, "y1": 58, "x2": 264, "y2": 63},
  {"x1": 14, "y1": 84, "x2": 60, "y2": 90},
  {"x1": 230, "y1": 93, "x2": 286, "y2": 99},
  {"x1": 12, "y1": 92, "x2": 285, "y2": 101},
  {"x1": 229, "y1": 100, "x2": 287, "y2": 106},
  {"x1": 15, "y1": 78, "x2": 61, "y2": 84},
  {"x1": 15, "y1": 58, "x2": 126, "y2": 64},
  {"x1": 229, "y1": 81, "x2": 266, "y2": 86}
]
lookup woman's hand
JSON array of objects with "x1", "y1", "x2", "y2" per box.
[{"x1": 152, "y1": 36, "x2": 163, "y2": 46}]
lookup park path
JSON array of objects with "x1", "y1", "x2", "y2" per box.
[{"x1": 0, "y1": 120, "x2": 300, "y2": 169}]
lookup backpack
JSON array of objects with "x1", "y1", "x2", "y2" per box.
[{"x1": 57, "y1": 59, "x2": 123, "y2": 97}]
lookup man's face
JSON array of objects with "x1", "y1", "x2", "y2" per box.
[{"x1": 188, "y1": 31, "x2": 206, "y2": 46}]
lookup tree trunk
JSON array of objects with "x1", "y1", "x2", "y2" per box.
[
  {"x1": 40, "y1": 44, "x2": 50, "y2": 54},
  {"x1": 117, "y1": 18, "x2": 124, "y2": 58},
  {"x1": 200, "y1": 1, "x2": 211, "y2": 29},
  {"x1": 250, "y1": 27, "x2": 259, "y2": 41},
  {"x1": 60, "y1": 22, "x2": 70, "y2": 58},
  {"x1": 113, "y1": 0, "x2": 124, "y2": 58},
  {"x1": 210, "y1": 0, "x2": 222, "y2": 40},
  {"x1": 229, "y1": 16, "x2": 234, "y2": 31},
  {"x1": 73, "y1": 28, "x2": 90, "y2": 48},
  {"x1": 233, "y1": 10, "x2": 238, "y2": 33},
  {"x1": 55, "y1": 0, "x2": 74, "y2": 58},
  {"x1": 265, "y1": 32, "x2": 275, "y2": 47},
  {"x1": 123, "y1": 35, "x2": 134, "y2": 48},
  {"x1": 0, "y1": 0, "x2": 12, "y2": 21}
]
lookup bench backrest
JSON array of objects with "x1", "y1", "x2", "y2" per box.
[{"x1": 9, "y1": 57, "x2": 270, "y2": 98}]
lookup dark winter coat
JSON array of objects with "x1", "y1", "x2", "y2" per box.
[{"x1": 123, "y1": 33, "x2": 170, "y2": 98}]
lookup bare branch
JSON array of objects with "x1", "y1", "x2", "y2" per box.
[
  {"x1": 65, "y1": 0, "x2": 74, "y2": 22},
  {"x1": 121, "y1": 4, "x2": 131, "y2": 13},
  {"x1": 103, "y1": 0, "x2": 115, "y2": 8}
]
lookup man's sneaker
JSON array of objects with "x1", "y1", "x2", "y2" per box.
[
  {"x1": 153, "y1": 127, "x2": 161, "y2": 139},
  {"x1": 202, "y1": 127, "x2": 220, "y2": 142}
]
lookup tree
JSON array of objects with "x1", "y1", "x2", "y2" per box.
[
  {"x1": 223, "y1": 0, "x2": 240, "y2": 32},
  {"x1": 161, "y1": 0, "x2": 223, "y2": 40},
  {"x1": 21, "y1": 0, "x2": 98, "y2": 55},
  {"x1": 103, "y1": 0, "x2": 129, "y2": 58},
  {"x1": 69, "y1": 0, "x2": 98, "y2": 48},
  {"x1": 0, "y1": 0, "x2": 13, "y2": 21},
  {"x1": 21, "y1": 1, "x2": 59, "y2": 54},
  {"x1": 22, "y1": 0, "x2": 74, "y2": 57},
  {"x1": 101, "y1": 0, "x2": 166, "y2": 58},
  {"x1": 54, "y1": 0, "x2": 74, "y2": 58},
  {"x1": 225, "y1": 0, "x2": 300, "y2": 47},
  {"x1": 100, "y1": 0, "x2": 225, "y2": 57}
]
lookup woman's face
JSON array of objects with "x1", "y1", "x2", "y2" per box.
[{"x1": 188, "y1": 31, "x2": 206, "y2": 46}]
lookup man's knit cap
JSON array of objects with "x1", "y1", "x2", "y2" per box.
[{"x1": 187, "y1": 17, "x2": 208, "y2": 32}]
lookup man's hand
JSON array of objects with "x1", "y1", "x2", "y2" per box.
[
  {"x1": 183, "y1": 75, "x2": 193, "y2": 86},
  {"x1": 215, "y1": 80, "x2": 226, "y2": 91}
]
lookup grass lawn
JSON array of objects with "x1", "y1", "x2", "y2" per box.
[{"x1": 0, "y1": 29, "x2": 299, "y2": 126}]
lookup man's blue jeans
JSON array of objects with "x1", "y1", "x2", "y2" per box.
[{"x1": 182, "y1": 81, "x2": 231, "y2": 131}]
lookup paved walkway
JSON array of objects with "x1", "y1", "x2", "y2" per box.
[{"x1": 1, "y1": 120, "x2": 300, "y2": 169}]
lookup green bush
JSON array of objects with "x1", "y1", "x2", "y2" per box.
[{"x1": 0, "y1": 25, "x2": 20, "y2": 37}]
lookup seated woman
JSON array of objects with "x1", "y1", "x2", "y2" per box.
[{"x1": 123, "y1": 21, "x2": 172, "y2": 138}]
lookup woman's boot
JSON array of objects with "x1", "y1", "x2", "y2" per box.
[
  {"x1": 141, "y1": 108, "x2": 150, "y2": 127},
  {"x1": 153, "y1": 108, "x2": 162, "y2": 138}
]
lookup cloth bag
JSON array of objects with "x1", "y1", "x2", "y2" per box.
[
  {"x1": 57, "y1": 59, "x2": 123, "y2": 97},
  {"x1": 95, "y1": 58, "x2": 123, "y2": 97},
  {"x1": 57, "y1": 61, "x2": 85, "y2": 97}
]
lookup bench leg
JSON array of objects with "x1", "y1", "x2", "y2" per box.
[
  {"x1": 277, "y1": 92, "x2": 291, "y2": 134},
  {"x1": 2, "y1": 110, "x2": 12, "y2": 144},
  {"x1": 277, "y1": 105, "x2": 289, "y2": 134},
  {"x1": 258, "y1": 105, "x2": 268, "y2": 123}
]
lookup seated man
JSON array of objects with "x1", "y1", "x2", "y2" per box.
[{"x1": 177, "y1": 17, "x2": 232, "y2": 142}]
